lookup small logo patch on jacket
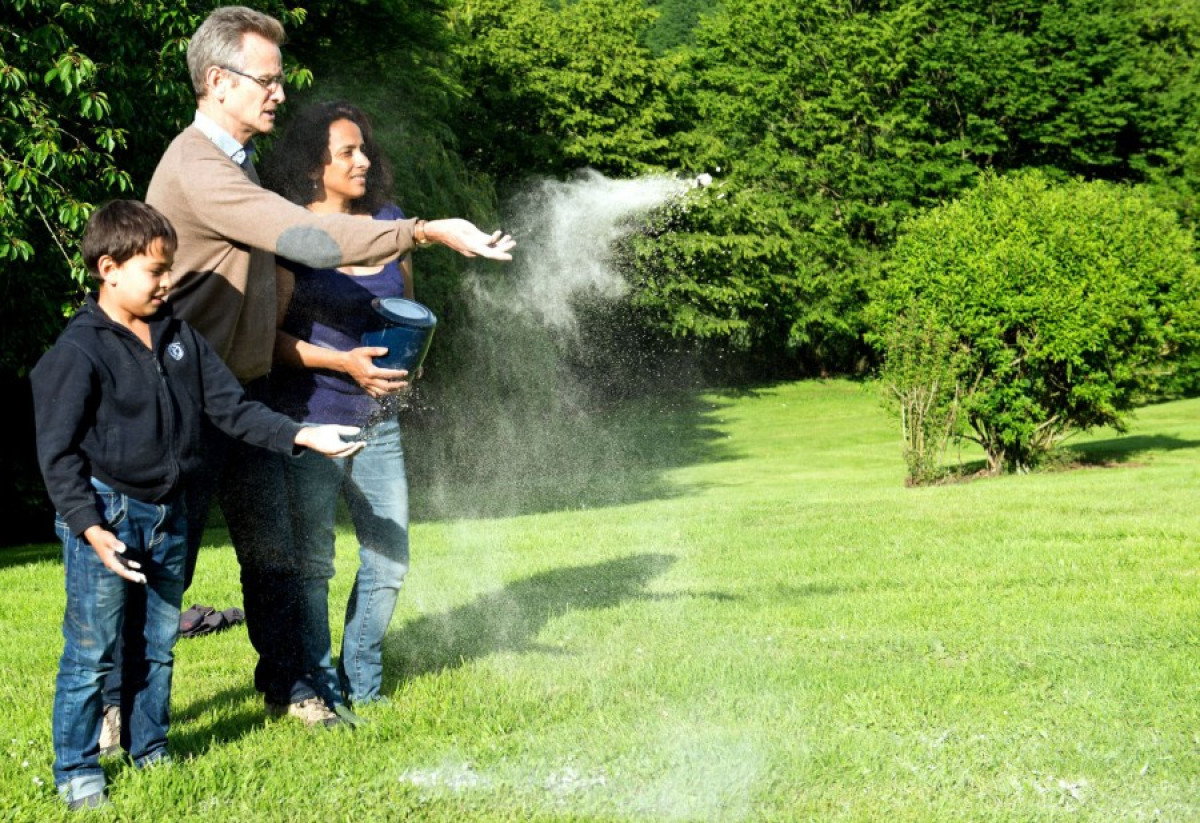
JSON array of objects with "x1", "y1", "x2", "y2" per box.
[{"x1": 167, "y1": 342, "x2": 185, "y2": 361}]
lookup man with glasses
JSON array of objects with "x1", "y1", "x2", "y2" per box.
[
  {"x1": 125, "y1": 6, "x2": 514, "y2": 734},
  {"x1": 221, "y1": 66, "x2": 284, "y2": 92}
]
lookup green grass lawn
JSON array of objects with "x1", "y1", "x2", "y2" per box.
[{"x1": 2, "y1": 380, "x2": 1196, "y2": 821}]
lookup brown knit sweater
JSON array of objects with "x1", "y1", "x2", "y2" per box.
[{"x1": 146, "y1": 126, "x2": 417, "y2": 382}]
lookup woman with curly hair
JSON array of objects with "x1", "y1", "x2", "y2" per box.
[{"x1": 263, "y1": 101, "x2": 414, "y2": 712}]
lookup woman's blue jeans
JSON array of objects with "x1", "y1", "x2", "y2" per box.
[
  {"x1": 52, "y1": 479, "x2": 185, "y2": 803},
  {"x1": 285, "y1": 414, "x2": 409, "y2": 705}
]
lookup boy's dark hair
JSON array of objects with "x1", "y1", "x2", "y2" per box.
[{"x1": 82, "y1": 200, "x2": 178, "y2": 279}]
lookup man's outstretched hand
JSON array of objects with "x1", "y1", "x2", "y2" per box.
[{"x1": 425, "y1": 219, "x2": 515, "y2": 260}]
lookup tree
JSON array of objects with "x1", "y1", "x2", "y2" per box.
[
  {"x1": 868, "y1": 171, "x2": 1200, "y2": 478},
  {"x1": 627, "y1": 0, "x2": 1200, "y2": 376},
  {"x1": 449, "y1": 0, "x2": 676, "y2": 183},
  {"x1": 1, "y1": 0, "x2": 303, "y2": 544},
  {"x1": 0, "y1": 0, "x2": 307, "y2": 374},
  {"x1": 1133, "y1": 2, "x2": 1200, "y2": 234},
  {"x1": 641, "y1": 0, "x2": 716, "y2": 55}
]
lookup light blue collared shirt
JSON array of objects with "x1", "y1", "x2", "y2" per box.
[{"x1": 192, "y1": 110, "x2": 255, "y2": 168}]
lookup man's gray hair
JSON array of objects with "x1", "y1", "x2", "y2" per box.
[{"x1": 187, "y1": 5, "x2": 285, "y2": 99}]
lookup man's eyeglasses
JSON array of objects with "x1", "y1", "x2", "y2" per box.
[{"x1": 221, "y1": 66, "x2": 284, "y2": 92}]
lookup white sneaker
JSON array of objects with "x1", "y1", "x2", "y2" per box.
[{"x1": 99, "y1": 705, "x2": 121, "y2": 756}]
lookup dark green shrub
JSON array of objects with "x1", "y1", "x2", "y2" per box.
[{"x1": 869, "y1": 170, "x2": 1200, "y2": 478}]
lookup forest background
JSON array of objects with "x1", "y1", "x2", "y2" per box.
[{"x1": 2, "y1": 0, "x2": 1199, "y2": 540}]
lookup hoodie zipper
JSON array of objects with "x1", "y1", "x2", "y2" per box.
[
  {"x1": 95, "y1": 305, "x2": 184, "y2": 496},
  {"x1": 150, "y1": 333, "x2": 183, "y2": 495}
]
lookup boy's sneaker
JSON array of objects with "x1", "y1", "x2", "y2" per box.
[
  {"x1": 265, "y1": 697, "x2": 343, "y2": 728},
  {"x1": 99, "y1": 705, "x2": 121, "y2": 756},
  {"x1": 67, "y1": 792, "x2": 111, "y2": 811}
]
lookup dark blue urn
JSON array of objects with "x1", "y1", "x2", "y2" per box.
[{"x1": 361, "y1": 297, "x2": 437, "y2": 371}]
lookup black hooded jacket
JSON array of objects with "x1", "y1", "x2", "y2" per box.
[{"x1": 31, "y1": 294, "x2": 303, "y2": 536}]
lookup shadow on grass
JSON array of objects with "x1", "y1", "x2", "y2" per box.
[
  {"x1": 922, "y1": 434, "x2": 1200, "y2": 484},
  {"x1": 0, "y1": 541, "x2": 57, "y2": 570},
  {"x1": 1065, "y1": 434, "x2": 1200, "y2": 464},
  {"x1": 382, "y1": 552, "x2": 732, "y2": 688},
  {"x1": 166, "y1": 554, "x2": 721, "y2": 755},
  {"x1": 405, "y1": 390, "x2": 742, "y2": 523},
  {"x1": 149, "y1": 682, "x2": 263, "y2": 761}
]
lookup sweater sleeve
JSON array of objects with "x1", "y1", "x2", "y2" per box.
[
  {"x1": 178, "y1": 135, "x2": 417, "y2": 268},
  {"x1": 191, "y1": 326, "x2": 304, "y2": 454},
  {"x1": 30, "y1": 344, "x2": 107, "y2": 536}
]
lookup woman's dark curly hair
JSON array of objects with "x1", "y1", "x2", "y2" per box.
[{"x1": 262, "y1": 100, "x2": 394, "y2": 215}]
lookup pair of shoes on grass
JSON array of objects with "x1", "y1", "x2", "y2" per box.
[
  {"x1": 265, "y1": 696, "x2": 365, "y2": 729},
  {"x1": 99, "y1": 704, "x2": 121, "y2": 757}
]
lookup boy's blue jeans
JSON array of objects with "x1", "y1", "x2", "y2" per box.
[
  {"x1": 286, "y1": 414, "x2": 410, "y2": 705},
  {"x1": 52, "y1": 478, "x2": 186, "y2": 804}
]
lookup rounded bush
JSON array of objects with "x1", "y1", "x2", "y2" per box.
[{"x1": 869, "y1": 170, "x2": 1200, "y2": 477}]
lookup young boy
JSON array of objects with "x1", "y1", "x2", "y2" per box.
[{"x1": 31, "y1": 200, "x2": 363, "y2": 810}]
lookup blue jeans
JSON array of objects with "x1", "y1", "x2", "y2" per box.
[
  {"x1": 285, "y1": 414, "x2": 409, "y2": 705},
  {"x1": 52, "y1": 479, "x2": 185, "y2": 804}
]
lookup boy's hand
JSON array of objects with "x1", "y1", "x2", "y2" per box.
[
  {"x1": 83, "y1": 525, "x2": 147, "y2": 584},
  {"x1": 295, "y1": 425, "x2": 366, "y2": 458}
]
